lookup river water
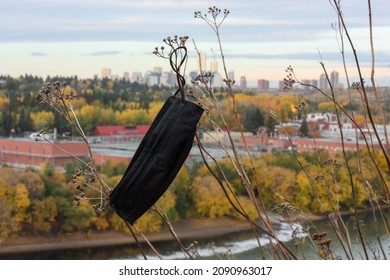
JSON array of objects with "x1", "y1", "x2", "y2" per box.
[{"x1": 4, "y1": 210, "x2": 388, "y2": 260}]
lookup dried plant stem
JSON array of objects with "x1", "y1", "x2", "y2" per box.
[
  {"x1": 332, "y1": 0, "x2": 390, "y2": 172},
  {"x1": 368, "y1": 0, "x2": 389, "y2": 149},
  {"x1": 298, "y1": 78, "x2": 390, "y2": 201},
  {"x1": 152, "y1": 206, "x2": 194, "y2": 260},
  {"x1": 231, "y1": 96, "x2": 287, "y2": 259},
  {"x1": 195, "y1": 134, "x2": 297, "y2": 260},
  {"x1": 197, "y1": 9, "x2": 284, "y2": 255},
  {"x1": 194, "y1": 134, "x2": 266, "y2": 259},
  {"x1": 125, "y1": 221, "x2": 147, "y2": 260},
  {"x1": 322, "y1": 63, "x2": 369, "y2": 259},
  {"x1": 274, "y1": 116, "x2": 353, "y2": 259},
  {"x1": 132, "y1": 224, "x2": 163, "y2": 260},
  {"x1": 305, "y1": 112, "x2": 354, "y2": 258}
]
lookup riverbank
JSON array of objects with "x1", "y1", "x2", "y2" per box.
[
  {"x1": 2, "y1": 207, "x2": 381, "y2": 258},
  {"x1": 0, "y1": 217, "x2": 268, "y2": 257}
]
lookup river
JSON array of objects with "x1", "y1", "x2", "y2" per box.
[{"x1": 4, "y1": 210, "x2": 388, "y2": 260}]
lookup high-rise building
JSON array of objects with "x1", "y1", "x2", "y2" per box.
[
  {"x1": 198, "y1": 52, "x2": 206, "y2": 74},
  {"x1": 330, "y1": 71, "x2": 339, "y2": 88},
  {"x1": 145, "y1": 71, "x2": 160, "y2": 86},
  {"x1": 279, "y1": 80, "x2": 285, "y2": 91},
  {"x1": 257, "y1": 79, "x2": 269, "y2": 91},
  {"x1": 130, "y1": 72, "x2": 143, "y2": 83},
  {"x1": 301, "y1": 79, "x2": 318, "y2": 93},
  {"x1": 228, "y1": 70, "x2": 235, "y2": 83},
  {"x1": 123, "y1": 71, "x2": 130, "y2": 81},
  {"x1": 319, "y1": 73, "x2": 328, "y2": 89},
  {"x1": 102, "y1": 68, "x2": 112, "y2": 79},
  {"x1": 160, "y1": 71, "x2": 174, "y2": 86},
  {"x1": 240, "y1": 76, "x2": 247, "y2": 91}
]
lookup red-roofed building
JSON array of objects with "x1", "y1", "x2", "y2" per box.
[
  {"x1": 0, "y1": 138, "x2": 89, "y2": 169},
  {"x1": 93, "y1": 125, "x2": 150, "y2": 136},
  {"x1": 91, "y1": 125, "x2": 150, "y2": 143},
  {"x1": 0, "y1": 138, "x2": 134, "y2": 170}
]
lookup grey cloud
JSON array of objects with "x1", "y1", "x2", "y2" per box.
[
  {"x1": 84, "y1": 51, "x2": 122, "y2": 56},
  {"x1": 226, "y1": 51, "x2": 390, "y2": 63},
  {"x1": 30, "y1": 52, "x2": 48, "y2": 56}
]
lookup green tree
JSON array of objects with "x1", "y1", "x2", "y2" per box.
[
  {"x1": 18, "y1": 107, "x2": 33, "y2": 133},
  {"x1": 244, "y1": 105, "x2": 264, "y2": 133},
  {"x1": 1, "y1": 106, "x2": 12, "y2": 136},
  {"x1": 138, "y1": 91, "x2": 152, "y2": 112},
  {"x1": 172, "y1": 166, "x2": 194, "y2": 218},
  {"x1": 299, "y1": 118, "x2": 309, "y2": 137}
]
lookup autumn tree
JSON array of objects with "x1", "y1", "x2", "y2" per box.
[
  {"x1": 30, "y1": 197, "x2": 58, "y2": 233},
  {"x1": 30, "y1": 111, "x2": 55, "y2": 131},
  {"x1": 0, "y1": 179, "x2": 13, "y2": 239},
  {"x1": 172, "y1": 166, "x2": 194, "y2": 218},
  {"x1": 191, "y1": 176, "x2": 233, "y2": 218},
  {"x1": 77, "y1": 104, "x2": 101, "y2": 134}
]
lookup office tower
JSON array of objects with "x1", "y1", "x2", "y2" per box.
[
  {"x1": 198, "y1": 52, "x2": 206, "y2": 74},
  {"x1": 257, "y1": 79, "x2": 269, "y2": 91},
  {"x1": 228, "y1": 70, "x2": 235, "y2": 82},
  {"x1": 330, "y1": 71, "x2": 339, "y2": 88},
  {"x1": 160, "y1": 71, "x2": 174, "y2": 86},
  {"x1": 279, "y1": 81, "x2": 286, "y2": 90},
  {"x1": 240, "y1": 76, "x2": 247, "y2": 91},
  {"x1": 123, "y1": 72, "x2": 130, "y2": 81},
  {"x1": 101, "y1": 68, "x2": 112, "y2": 79},
  {"x1": 130, "y1": 72, "x2": 143, "y2": 83},
  {"x1": 319, "y1": 73, "x2": 328, "y2": 89}
]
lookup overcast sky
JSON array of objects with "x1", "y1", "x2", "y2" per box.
[{"x1": 1, "y1": 0, "x2": 390, "y2": 87}]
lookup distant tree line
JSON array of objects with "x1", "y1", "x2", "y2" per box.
[{"x1": 1, "y1": 74, "x2": 382, "y2": 139}]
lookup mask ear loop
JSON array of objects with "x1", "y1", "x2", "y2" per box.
[{"x1": 170, "y1": 46, "x2": 187, "y2": 100}]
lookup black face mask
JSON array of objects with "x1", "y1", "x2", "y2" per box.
[{"x1": 109, "y1": 92, "x2": 204, "y2": 224}]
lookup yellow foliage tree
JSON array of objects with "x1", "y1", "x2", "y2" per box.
[
  {"x1": 115, "y1": 108, "x2": 151, "y2": 125},
  {"x1": 136, "y1": 189, "x2": 177, "y2": 232},
  {"x1": 30, "y1": 196, "x2": 58, "y2": 233},
  {"x1": 100, "y1": 107, "x2": 116, "y2": 125},
  {"x1": 30, "y1": 111, "x2": 55, "y2": 131},
  {"x1": 0, "y1": 179, "x2": 13, "y2": 239},
  {"x1": 0, "y1": 97, "x2": 9, "y2": 110},
  {"x1": 191, "y1": 176, "x2": 233, "y2": 218},
  {"x1": 260, "y1": 166, "x2": 296, "y2": 208},
  {"x1": 318, "y1": 101, "x2": 335, "y2": 113},
  {"x1": 10, "y1": 183, "x2": 31, "y2": 232},
  {"x1": 77, "y1": 104, "x2": 101, "y2": 132},
  {"x1": 294, "y1": 171, "x2": 315, "y2": 212}
]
